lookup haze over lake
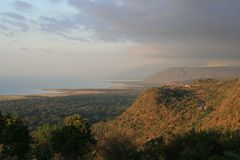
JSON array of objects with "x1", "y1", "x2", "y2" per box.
[{"x1": 0, "y1": 76, "x2": 112, "y2": 95}]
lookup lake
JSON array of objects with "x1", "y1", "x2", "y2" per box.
[{"x1": 0, "y1": 76, "x2": 113, "y2": 95}]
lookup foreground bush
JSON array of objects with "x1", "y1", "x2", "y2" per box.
[
  {"x1": 0, "y1": 112, "x2": 31, "y2": 159},
  {"x1": 50, "y1": 115, "x2": 96, "y2": 160},
  {"x1": 142, "y1": 130, "x2": 240, "y2": 160}
]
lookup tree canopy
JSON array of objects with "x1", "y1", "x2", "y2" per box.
[
  {"x1": 50, "y1": 115, "x2": 96, "y2": 160},
  {"x1": 0, "y1": 112, "x2": 31, "y2": 160}
]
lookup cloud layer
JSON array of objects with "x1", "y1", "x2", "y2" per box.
[
  {"x1": 24, "y1": 0, "x2": 238, "y2": 62},
  {"x1": 0, "y1": 0, "x2": 240, "y2": 68},
  {"x1": 67, "y1": 0, "x2": 240, "y2": 41},
  {"x1": 12, "y1": 1, "x2": 33, "y2": 12}
]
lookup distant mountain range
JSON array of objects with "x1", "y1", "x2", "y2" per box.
[
  {"x1": 145, "y1": 66, "x2": 240, "y2": 84},
  {"x1": 106, "y1": 63, "x2": 168, "y2": 80},
  {"x1": 106, "y1": 62, "x2": 204, "y2": 80}
]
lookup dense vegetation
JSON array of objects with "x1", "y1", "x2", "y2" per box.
[
  {"x1": 0, "y1": 113, "x2": 96, "y2": 160},
  {"x1": 141, "y1": 130, "x2": 240, "y2": 160},
  {"x1": 94, "y1": 79, "x2": 240, "y2": 145},
  {"x1": 0, "y1": 92, "x2": 138, "y2": 131},
  {"x1": 0, "y1": 113, "x2": 31, "y2": 159},
  {"x1": 1, "y1": 79, "x2": 240, "y2": 159},
  {"x1": 1, "y1": 112, "x2": 240, "y2": 160}
]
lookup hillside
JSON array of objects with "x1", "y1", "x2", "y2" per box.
[
  {"x1": 200, "y1": 79, "x2": 240, "y2": 130},
  {"x1": 94, "y1": 79, "x2": 240, "y2": 145},
  {"x1": 145, "y1": 66, "x2": 240, "y2": 85},
  {"x1": 1, "y1": 79, "x2": 240, "y2": 159},
  {"x1": 106, "y1": 62, "x2": 203, "y2": 81}
]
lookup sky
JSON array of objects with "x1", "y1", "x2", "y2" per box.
[{"x1": 0, "y1": 0, "x2": 240, "y2": 78}]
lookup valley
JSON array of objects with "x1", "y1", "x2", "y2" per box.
[
  {"x1": 0, "y1": 88, "x2": 139, "y2": 131},
  {"x1": 1, "y1": 67, "x2": 240, "y2": 159}
]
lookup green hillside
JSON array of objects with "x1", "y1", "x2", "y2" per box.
[
  {"x1": 94, "y1": 79, "x2": 240, "y2": 145},
  {"x1": 1, "y1": 79, "x2": 240, "y2": 159}
]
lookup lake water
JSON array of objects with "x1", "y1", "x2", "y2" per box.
[{"x1": 0, "y1": 77, "x2": 113, "y2": 95}]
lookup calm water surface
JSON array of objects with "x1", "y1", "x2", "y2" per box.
[{"x1": 0, "y1": 77, "x2": 112, "y2": 95}]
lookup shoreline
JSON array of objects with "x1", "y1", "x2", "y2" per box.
[{"x1": 0, "y1": 88, "x2": 139, "y2": 101}]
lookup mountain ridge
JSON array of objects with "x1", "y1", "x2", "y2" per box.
[
  {"x1": 145, "y1": 66, "x2": 240, "y2": 84},
  {"x1": 94, "y1": 79, "x2": 240, "y2": 145}
]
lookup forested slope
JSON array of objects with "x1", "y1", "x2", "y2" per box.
[{"x1": 94, "y1": 79, "x2": 240, "y2": 145}]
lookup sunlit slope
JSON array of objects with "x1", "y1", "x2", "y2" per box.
[
  {"x1": 94, "y1": 79, "x2": 240, "y2": 145},
  {"x1": 200, "y1": 79, "x2": 240, "y2": 130}
]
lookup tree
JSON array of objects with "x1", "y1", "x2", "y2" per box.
[
  {"x1": 33, "y1": 124, "x2": 58, "y2": 160},
  {"x1": 141, "y1": 137, "x2": 165, "y2": 160},
  {"x1": 98, "y1": 135, "x2": 139, "y2": 160},
  {"x1": 50, "y1": 115, "x2": 96, "y2": 160},
  {"x1": 164, "y1": 130, "x2": 224, "y2": 160},
  {"x1": 0, "y1": 112, "x2": 31, "y2": 160},
  {"x1": 33, "y1": 144, "x2": 53, "y2": 160}
]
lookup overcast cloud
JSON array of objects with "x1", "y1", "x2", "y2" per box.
[
  {"x1": 12, "y1": 1, "x2": 34, "y2": 12},
  {"x1": 0, "y1": 0, "x2": 240, "y2": 77},
  {"x1": 66, "y1": 0, "x2": 240, "y2": 60},
  {"x1": 34, "y1": 0, "x2": 240, "y2": 60}
]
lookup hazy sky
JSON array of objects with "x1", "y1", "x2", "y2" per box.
[{"x1": 1, "y1": 0, "x2": 240, "y2": 78}]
